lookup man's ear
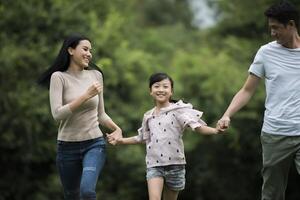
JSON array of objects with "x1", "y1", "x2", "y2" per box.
[{"x1": 288, "y1": 20, "x2": 296, "y2": 28}]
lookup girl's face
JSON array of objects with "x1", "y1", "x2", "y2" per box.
[
  {"x1": 68, "y1": 40, "x2": 92, "y2": 69},
  {"x1": 150, "y1": 78, "x2": 173, "y2": 105}
]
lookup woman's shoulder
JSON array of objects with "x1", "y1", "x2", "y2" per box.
[
  {"x1": 50, "y1": 71, "x2": 67, "y2": 81},
  {"x1": 51, "y1": 71, "x2": 65, "y2": 77},
  {"x1": 87, "y1": 69, "x2": 103, "y2": 81},
  {"x1": 88, "y1": 69, "x2": 102, "y2": 76}
]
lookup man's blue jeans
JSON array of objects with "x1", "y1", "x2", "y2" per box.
[{"x1": 56, "y1": 137, "x2": 106, "y2": 200}]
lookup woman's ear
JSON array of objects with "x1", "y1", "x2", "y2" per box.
[{"x1": 68, "y1": 47, "x2": 74, "y2": 56}]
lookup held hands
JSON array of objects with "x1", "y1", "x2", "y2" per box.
[
  {"x1": 215, "y1": 127, "x2": 225, "y2": 134},
  {"x1": 106, "y1": 128, "x2": 123, "y2": 145},
  {"x1": 85, "y1": 82, "x2": 102, "y2": 99},
  {"x1": 213, "y1": 126, "x2": 226, "y2": 134},
  {"x1": 217, "y1": 116, "x2": 231, "y2": 131}
]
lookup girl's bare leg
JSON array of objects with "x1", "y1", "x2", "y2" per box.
[
  {"x1": 148, "y1": 177, "x2": 164, "y2": 200},
  {"x1": 163, "y1": 187, "x2": 179, "y2": 200}
]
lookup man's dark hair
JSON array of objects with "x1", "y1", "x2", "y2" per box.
[{"x1": 264, "y1": 1, "x2": 299, "y2": 29}]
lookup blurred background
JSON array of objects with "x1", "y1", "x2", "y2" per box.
[{"x1": 1, "y1": 0, "x2": 300, "y2": 199}]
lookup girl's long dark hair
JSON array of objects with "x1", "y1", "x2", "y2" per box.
[
  {"x1": 149, "y1": 72, "x2": 178, "y2": 103},
  {"x1": 37, "y1": 33, "x2": 103, "y2": 88}
]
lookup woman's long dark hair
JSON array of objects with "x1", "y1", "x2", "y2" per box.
[
  {"x1": 37, "y1": 33, "x2": 103, "y2": 88},
  {"x1": 149, "y1": 72, "x2": 178, "y2": 103}
]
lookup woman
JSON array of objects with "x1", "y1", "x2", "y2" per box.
[{"x1": 38, "y1": 33, "x2": 122, "y2": 200}]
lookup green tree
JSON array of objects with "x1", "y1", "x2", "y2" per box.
[{"x1": 1, "y1": 0, "x2": 300, "y2": 199}]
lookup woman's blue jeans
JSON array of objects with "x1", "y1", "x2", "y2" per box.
[{"x1": 56, "y1": 137, "x2": 106, "y2": 200}]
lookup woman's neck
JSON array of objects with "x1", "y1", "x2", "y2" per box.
[
  {"x1": 68, "y1": 62, "x2": 84, "y2": 72},
  {"x1": 66, "y1": 64, "x2": 85, "y2": 78}
]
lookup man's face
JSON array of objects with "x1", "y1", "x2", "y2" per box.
[{"x1": 268, "y1": 18, "x2": 293, "y2": 47}]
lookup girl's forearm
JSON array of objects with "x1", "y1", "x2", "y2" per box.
[
  {"x1": 196, "y1": 126, "x2": 218, "y2": 135},
  {"x1": 119, "y1": 137, "x2": 140, "y2": 145}
]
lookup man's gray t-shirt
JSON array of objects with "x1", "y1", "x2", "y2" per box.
[{"x1": 249, "y1": 41, "x2": 300, "y2": 136}]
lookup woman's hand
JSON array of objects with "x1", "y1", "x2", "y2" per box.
[
  {"x1": 106, "y1": 128, "x2": 123, "y2": 145},
  {"x1": 85, "y1": 82, "x2": 102, "y2": 99}
]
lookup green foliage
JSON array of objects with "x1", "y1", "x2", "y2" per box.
[{"x1": 1, "y1": 0, "x2": 300, "y2": 199}]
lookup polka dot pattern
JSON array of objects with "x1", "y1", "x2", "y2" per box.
[{"x1": 136, "y1": 100, "x2": 206, "y2": 168}]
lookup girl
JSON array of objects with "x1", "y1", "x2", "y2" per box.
[
  {"x1": 107, "y1": 72, "x2": 222, "y2": 200},
  {"x1": 38, "y1": 33, "x2": 122, "y2": 200}
]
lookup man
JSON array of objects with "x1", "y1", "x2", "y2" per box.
[{"x1": 217, "y1": 1, "x2": 300, "y2": 200}]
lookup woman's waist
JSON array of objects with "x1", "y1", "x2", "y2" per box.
[{"x1": 57, "y1": 127, "x2": 103, "y2": 142}]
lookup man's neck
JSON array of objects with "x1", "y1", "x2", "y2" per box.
[
  {"x1": 294, "y1": 34, "x2": 300, "y2": 48},
  {"x1": 285, "y1": 33, "x2": 300, "y2": 48}
]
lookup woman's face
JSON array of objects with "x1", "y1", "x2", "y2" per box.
[
  {"x1": 150, "y1": 78, "x2": 173, "y2": 105},
  {"x1": 68, "y1": 40, "x2": 92, "y2": 68}
]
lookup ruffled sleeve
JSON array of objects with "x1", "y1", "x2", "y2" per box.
[
  {"x1": 175, "y1": 107, "x2": 207, "y2": 130},
  {"x1": 134, "y1": 112, "x2": 152, "y2": 142},
  {"x1": 134, "y1": 126, "x2": 149, "y2": 142}
]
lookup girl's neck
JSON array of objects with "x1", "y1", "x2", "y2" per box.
[{"x1": 155, "y1": 101, "x2": 170, "y2": 113}]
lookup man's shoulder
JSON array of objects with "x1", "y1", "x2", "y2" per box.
[
  {"x1": 260, "y1": 41, "x2": 277, "y2": 50},
  {"x1": 256, "y1": 41, "x2": 280, "y2": 56}
]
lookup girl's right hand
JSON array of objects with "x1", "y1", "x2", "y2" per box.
[{"x1": 85, "y1": 82, "x2": 102, "y2": 99}]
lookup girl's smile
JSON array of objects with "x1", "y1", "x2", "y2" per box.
[{"x1": 150, "y1": 79, "x2": 173, "y2": 107}]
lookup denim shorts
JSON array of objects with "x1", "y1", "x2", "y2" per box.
[{"x1": 146, "y1": 165, "x2": 186, "y2": 191}]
